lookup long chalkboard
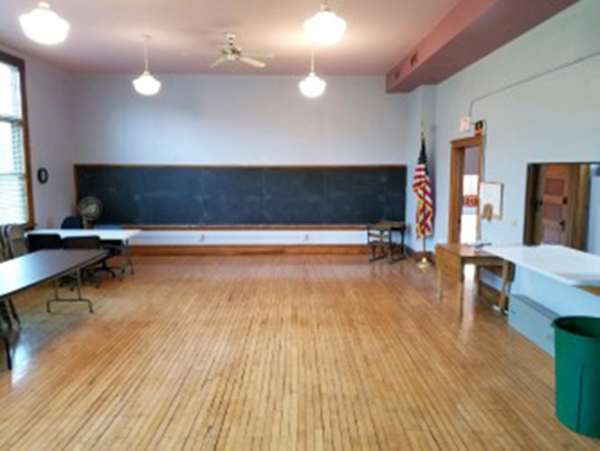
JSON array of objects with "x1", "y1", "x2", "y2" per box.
[{"x1": 75, "y1": 165, "x2": 407, "y2": 226}]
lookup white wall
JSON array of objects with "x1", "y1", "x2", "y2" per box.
[
  {"x1": 431, "y1": 0, "x2": 600, "y2": 246},
  {"x1": 12, "y1": 0, "x2": 599, "y2": 247},
  {"x1": 68, "y1": 74, "x2": 411, "y2": 245},
  {"x1": 429, "y1": 0, "x2": 600, "y2": 320},
  {"x1": 403, "y1": 86, "x2": 436, "y2": 251},
  {"x1": 71, "y1": 75, "x2": 409, "y2": 166},
  {"x1": 0, "y1": 45, "x2": 74, "y2": 228}
]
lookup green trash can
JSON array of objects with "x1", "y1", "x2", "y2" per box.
[{"x1": 553, "y1": 316, "x2": 600, "y2": 438}]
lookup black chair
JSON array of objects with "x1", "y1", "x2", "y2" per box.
[
  {"x1": 27, "y1": 234, "x2": 63, "y2": 252},
  {"x1": 62, "y1": 236, "x2": 116, "y2": 279},
  {"x1": 61, "y1": 216, "x2": 84, "y2": 229}
]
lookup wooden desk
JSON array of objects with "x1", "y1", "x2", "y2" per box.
[
  {"x1": 367, "y1": 221, "x2": 407, "y2": 263},
  {"x1": 435, "y1": 244, "x2": 506, "y2": 317}
]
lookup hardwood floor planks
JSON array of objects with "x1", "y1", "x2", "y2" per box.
[{"x1": 0, "y1": 255, "x2": 597, "y2": 450}]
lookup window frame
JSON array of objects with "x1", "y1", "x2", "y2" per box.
[{"x1": 0, "y1": 50, "x2": 34, "y2": 228}]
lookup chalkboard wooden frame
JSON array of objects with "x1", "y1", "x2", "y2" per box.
[{"x1": 75, "y1": 164, "x2": 407, "y2": 229}]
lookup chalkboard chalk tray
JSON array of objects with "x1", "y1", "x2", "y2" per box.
[{"x1": 75, "y1": 165, "x2": 407, "y2": 227}]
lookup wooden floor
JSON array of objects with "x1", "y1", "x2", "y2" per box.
[{"x1": 0, "y1": 255, "x2": 598, "y2": 450}]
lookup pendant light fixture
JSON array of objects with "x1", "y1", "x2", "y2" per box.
[
  {"x1": 304, "y1": 0, "x2": 347, "y2": 47},
  {"x1": 19, "y1": 1, "x2": 70, "y2": 45},
  {"x1": 299, "y1": 49, "x2": 326, "y2": 99},
  {"x1": 133, "y1": 35, "x2": 161, "y2": 96}
]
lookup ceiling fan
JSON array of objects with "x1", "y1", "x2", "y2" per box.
[{"x1": 210, "y1": 32, "x2": 274, "y2": 69}]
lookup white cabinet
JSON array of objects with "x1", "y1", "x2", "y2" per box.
[{"x1": 509, "y1": 295, "x2": 559, "y2": 356}]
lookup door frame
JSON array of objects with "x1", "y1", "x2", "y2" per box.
[{"x1": 448, "y1": 135, "x2": 484, "y2": 244}]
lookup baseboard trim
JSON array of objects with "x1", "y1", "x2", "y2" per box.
[{"x1": 131, "y1": 245, "x2": 370, "y2": 256}]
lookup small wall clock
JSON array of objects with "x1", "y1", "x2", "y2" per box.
[{"x1": 37, "y1": 168, "x2": 49, "y2": 184}]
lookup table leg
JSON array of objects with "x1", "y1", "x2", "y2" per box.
[
  {"x1": 474, "y1": 266, "x2": 482, "y2": 299},
  {"x1": 458, "y1": 275, "x2": 465, "y2": 318},
  {"x1": 0, "y1": 301, "x2": 13, "y2": 331},
  {"x1": 437, "y1": 267, "x2": 444, "y2": 301},
  {"x1": 1, "y1": 335, "x2": 11, "y2": 370},
  {"x1": 47, "y1": 273, "x2": 94, "y2": 313},
  {"x1": 122, "y1": 240, "x2": 135, "y2": 275},
  {"x1": 499, "y1": 261, "x2": 514, "y2": 314}
]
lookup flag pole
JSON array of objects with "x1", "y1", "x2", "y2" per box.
[
  {"x1": 416, "y1": 120, "x2": 433, "y2": 270},
  {"x1": 416, "y1": 236, "x2": 432, "y2": 270}
]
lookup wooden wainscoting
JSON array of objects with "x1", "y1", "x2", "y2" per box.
[{"x1": 131, "y1": 245, "x2": 370, "y2": 256}]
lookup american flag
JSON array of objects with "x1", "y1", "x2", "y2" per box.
[{"x1": 412, "y1": 133, "x2": 434, "y2": 239}]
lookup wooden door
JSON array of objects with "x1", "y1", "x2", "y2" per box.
[{"x1": 536, "y1": 165, "x2": 579, "y2": 246}]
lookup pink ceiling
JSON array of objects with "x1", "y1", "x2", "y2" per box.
[{"x1": 0, "y1": 0, "x2": 462, "y2": 75}]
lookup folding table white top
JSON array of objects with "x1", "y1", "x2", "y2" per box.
[
  {"x1": 28, "y1": 229, "x2": 141, "y2": 241},
  {"x1": 486, "y1": 244, "x2": 600, "y2": 288}
]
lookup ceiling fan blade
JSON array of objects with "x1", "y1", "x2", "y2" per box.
[
  {"x1": 239, "y1": 56, "x2": 266, "y2": 68},
  {"x1": 243, "y1": 52, "x2": 275, "y2": 59},
  {"x1": 210, "y1": 57, "x2": 228, "y2": 68}
]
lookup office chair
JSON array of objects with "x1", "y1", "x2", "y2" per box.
[
  {"x1": 62, "y1": 236, "x2": 116, "y2": 280},
  {"x1": 90, "y1": 225, "x2": 128, "y2": 275},
  {"x1": 61, "y1": 216, "x2": 84, "y2": 229},
  {"x1": 27, "y1": 233, "x2": 63, "y2": 252}
]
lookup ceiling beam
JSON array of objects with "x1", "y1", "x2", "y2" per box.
[{"x1": 386, "y1": 0, "x2": 578, "y2": 93}]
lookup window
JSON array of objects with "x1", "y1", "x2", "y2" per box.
[{"x1": 0, "y1": 52, "x2": 33, "y2": 226}]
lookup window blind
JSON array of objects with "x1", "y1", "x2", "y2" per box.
[{"x1": 0, "y1": 60, "x2": 29, "y2": 226}]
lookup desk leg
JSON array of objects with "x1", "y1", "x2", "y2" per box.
[
  {"x1": 437, "y1": 267, "x2": 443, "y2": 301},
  {"x1": 499, "y1": 261, "x2": 514, "y2": 314},
  {"x1": 458, "y1": 273, "x2": 465, "y2": 318},
  {"x1": 474, "y1": 266, "x2": 482, "y2": 300}
]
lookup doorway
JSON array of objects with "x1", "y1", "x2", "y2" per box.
[
  {"x1": 461, "y1": 147, "x2": 481, "y2": 243},
  {"x1": 448, "y1": 136, "x2": 484, "y2": 243},
  {"x1": 524, "y1": 163, "x2": 592, "y2": 250}
]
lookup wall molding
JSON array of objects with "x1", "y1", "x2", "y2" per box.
[
  {"x1": 131, "y1": 245, "x2": 369, "y2": 256},
  {"x1": 130, "y1": 243, "x2": 434, "y2": 259}
]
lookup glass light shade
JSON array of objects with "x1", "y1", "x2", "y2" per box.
[
  {"x1": 19, "y1": 2, "x2": 70, "y2": 45},
  {"x1": 303, "y1": 6, "x2": 347, "y2": 46},
  {"x1": 133, "y1": 71, "x2": 161, "y2": 96},
  {"x1": 299, "y1": 72, "x2": 326, "y2": 98}
]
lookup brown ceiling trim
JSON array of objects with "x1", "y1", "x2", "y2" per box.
[{"x1": 386, "y1": 0, "x2": 578, "y2": 93}]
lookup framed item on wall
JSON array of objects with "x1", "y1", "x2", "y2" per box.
[{"x1": 480, "y1": 181, "x2": 503, "y2": 220}]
